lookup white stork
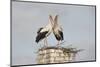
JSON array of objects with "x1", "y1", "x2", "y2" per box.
[
  {"x1": 35, "y1": 15, "x2": 53, "y2": 46},
  {"x1": 52, "y1": 15, "x2": 64, "y2": 46}
]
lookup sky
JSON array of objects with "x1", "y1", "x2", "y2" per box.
[{"x1": 12, "y1": 1, "x2": 96, "y2": 65}]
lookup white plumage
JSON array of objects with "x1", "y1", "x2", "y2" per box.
[
  {"x1": 35, "y1": 15, "x2": 64, "y2": 47},
  {"x1": 35, "y1": 15, "x2": 53, "y2": 46},
  {"x1": 52, "y1": 15, "x2": 64, "y2": 46}
]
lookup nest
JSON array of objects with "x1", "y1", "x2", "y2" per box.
[
  {"x1": 38, "y1": 46, "x2": 82, "y2": 54},
  {"x1": 37, "y1": 46, "x2": 83, "y2": 64}
]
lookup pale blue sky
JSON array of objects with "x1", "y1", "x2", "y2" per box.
[{"x1": 12, "y1": 1, "x2": 95, "y2": 65}]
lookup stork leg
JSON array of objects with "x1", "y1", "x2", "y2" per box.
[
  {"x1": 57, "y1": 41, "x2": 60, "y2": 47},
  {"x1": 44, "y1": 37, "x2": 48, "y2": 47},
  {"x1": 44, "y1": 38, "x2": 46, "y2": 47},
  {"x1": 45, "y1": 37, "x2": 48, "y2": 46}
]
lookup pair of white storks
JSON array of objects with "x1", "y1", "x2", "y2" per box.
[{"x1": 35, "y1": 15, "x2": 64, "y2": 47}]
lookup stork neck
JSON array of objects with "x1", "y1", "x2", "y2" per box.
[{"x1": 48, "y1": 21, "x2": 53, "y2": 26}]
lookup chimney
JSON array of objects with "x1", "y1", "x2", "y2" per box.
[{"x1": 37, "y1": 47, "x2": 77, "y2": 64}]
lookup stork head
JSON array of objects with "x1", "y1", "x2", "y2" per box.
[
  {"x1": 53, "y1": 15, "x2": 59, "y2": 28},
  {"x1": 49, "y1": 15, "x2": 54, "y2": 27},
  {"x1": 54, "y1": 15, "x2": 58, "y2": 24},
  {"x1": 49, "y1": 15, "x2": 60, "y2": 30}
]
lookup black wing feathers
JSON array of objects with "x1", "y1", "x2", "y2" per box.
[
  {"x1": 59, "y1": 30, "x2": 64, "y2": 40},
  {"x1": 35, "y1": 31, "x2": 48, "y2": 43},
  {"x1": 54, "y1": 30, "x2": 64, "y2": 41}
]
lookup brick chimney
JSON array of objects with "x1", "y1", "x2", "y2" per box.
[{"x1": 37, "y1": 47, "x2": 78, "y2": 64}]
